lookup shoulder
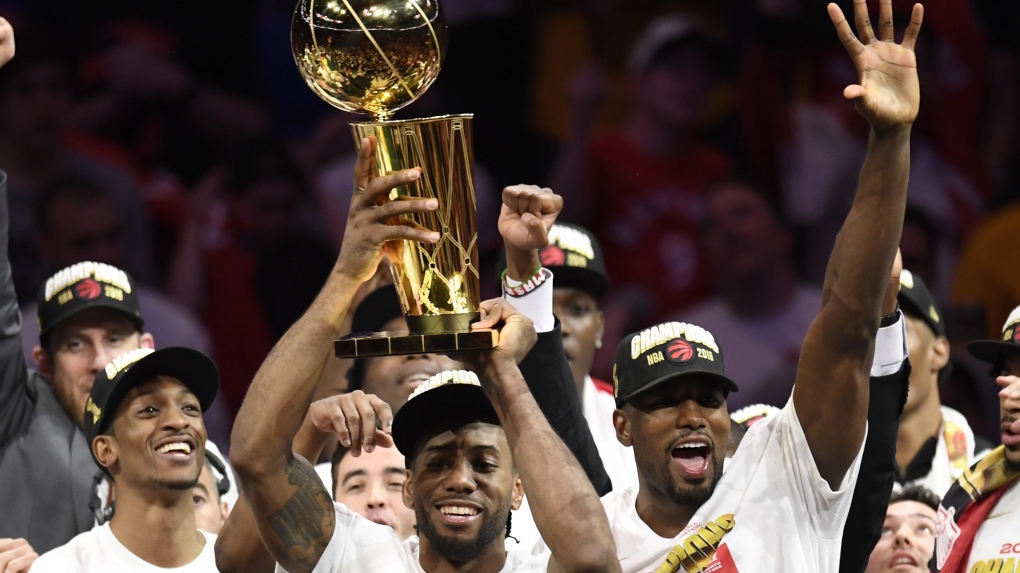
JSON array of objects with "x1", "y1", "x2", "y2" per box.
[
  {"x1": 590, "y1": 377, "x2": 614, "y2": 397},
  {"x1": 33, "y1": 527, "x2": 102, "y2": 570}
]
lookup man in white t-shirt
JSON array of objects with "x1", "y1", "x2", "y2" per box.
[
  {"x1": 228, "y1": 138, "x2": 620, "y2": 573},
  {"x1": 931, "y1": 306, "x2": 1020, "y2": 573},
  {"x1": 32, "y1": 346, "x2": 221, "y2": 572},
  {"x1": 593, "y1": 3, "x2": 925, "y2": 571}
]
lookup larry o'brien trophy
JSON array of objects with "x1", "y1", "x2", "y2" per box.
[{"x1": 292, "y1": 0, "x2": 496, "y2": 357}]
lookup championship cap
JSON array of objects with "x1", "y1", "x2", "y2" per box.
[
  {"x1": 613, "y1": 321, "x2": 738, "y2": 407},
  {"x1": 538, "y1": 223, "x2": 611, "y2": 298},
  {"x1": 392, "y1": 370, "x2": 499, "y2": 461},
  {"x1": 352, "y1": 285, "x2": 403, "y2": 334},
  {"x1": 37, "y1": 261, "x2": 143, "y2": 341},
  {"x1": 967, "y1": 304, "x2": 1020, "y2": 369},
  {"x1": 628, "y1": 15, "x2": 730, "y2": 76},
  {"x1": 84, "y1": 347, "x2": 219, "y2": 470},
  {"x1": 897, "y1": 269, "x2": 945, "y2": 338}
]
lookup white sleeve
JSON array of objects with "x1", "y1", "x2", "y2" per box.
[
  {"x1": 871, "y1": 310, "x2": 908, "y2": 377},
  {"x1": 502, "y1": 268, "x2": 555, "y2": 333},
  {"x1": 275, "y1": 502, "x2": 413, "y2": 573},
  {"x1": 779, "y1": 401, "x2": 865, "y2": 539}
]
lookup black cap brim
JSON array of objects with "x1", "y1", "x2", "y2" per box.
[
  {"x1": 551, "y1": 266, "x2": 611, "y2": 299},
  {"x1": 616, "y1": 369, "x2": 739, "y2": 407},
  {"x1": 393, "y1": 384, "x2": 498, "y2": 460},
  {"x1": 967, "y1": 340, "x2": 1020, "y2": 368},
  {"x1": 97, "y1": 347, "x2": 218, "y2": 434}
]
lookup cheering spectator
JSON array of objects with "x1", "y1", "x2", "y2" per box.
[{"x1": 863, "y1": 486, "x2": 941, "y2": 573}]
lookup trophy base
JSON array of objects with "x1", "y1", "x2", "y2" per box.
[{"x1": 335, "y1": 329, "x2": 497, "y2": 358}]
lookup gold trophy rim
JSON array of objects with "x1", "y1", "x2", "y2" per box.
[{"x1": 350, "y1": 112, "x2": 475, "y2": 127}]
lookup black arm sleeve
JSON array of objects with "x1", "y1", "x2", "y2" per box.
[
  {"x1": 517, "y1": 319, "x2": 612, "y2": 496},
  {"x1": 838, "y1": 358, "x2": 911, "y2": 573},
  {"x1": 0, "y1": 172, "x2": 33, "y2": 447}
]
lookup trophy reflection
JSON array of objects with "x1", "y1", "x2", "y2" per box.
[{"x1": 292, "y1": 0, "x2": 495, "y2": 357}]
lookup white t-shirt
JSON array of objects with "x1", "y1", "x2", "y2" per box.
[
  {"x1": 964, "y1": 480, "x2": 1020, "y2": 571},
  {"x1": 31, "y1": 522, "x2": 218, "y2": 572},
  {"x1": 277, "y1": 502, "x2": 550, "y2": 573},
  {"x1": 581, "y1": 375, "x2": 638, "y2": 491},
  {"x1": 594, "y1": 400, "x2": 863, "y2": 573}
]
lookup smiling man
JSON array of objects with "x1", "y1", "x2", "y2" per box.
[
  {"x1": 31, "y1": 346, "x2": 220, "y2": 571},
  {"x1": 864, "y1": 486, "x2": 940, "y2": 573}
]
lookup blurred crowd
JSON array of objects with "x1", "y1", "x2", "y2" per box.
[{"x1": 0, "y1": 0, "x2": 1018, "y2": 448}]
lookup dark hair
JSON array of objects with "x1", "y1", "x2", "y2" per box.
[
  {"x1": 35, "y1": 173, "x2": 111, "y2": 231},
  {"x1": 889, "y1": 485, "x2": 941, "y2": 512},
  {"x1": 346, "y1": 358, "x2": 367, "y2": 392}
]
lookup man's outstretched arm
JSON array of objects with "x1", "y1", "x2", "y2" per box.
[
  {"x1": 793, "y1": 0, "x2": 924, "y2": 488},
  {"x1": 227, "y1": 137, "x2": 438, "y2": 573},
  {"x1": 473, "y1": 301, "x2": 619, "y2": 573}
]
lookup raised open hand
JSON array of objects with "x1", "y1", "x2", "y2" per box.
[{"x1": 828, "y1": 0, "x2": 924, "y2": 133}]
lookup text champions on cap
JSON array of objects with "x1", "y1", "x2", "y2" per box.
[
  {"x1": 631, "y1": 321, "x2": 720, "y2": 360},
  {"x1": 103, "y1": 348, "x2": 154, "y2": 380},
  {"x1": 44, "y1": 261, "x2": 132, "y2": 302},
  {"x1": 407, "y1": 370, "x2": 481, "y2": 401},
  {"x1": 548, "y1": 225, "x2": 595, "y2": 260}
]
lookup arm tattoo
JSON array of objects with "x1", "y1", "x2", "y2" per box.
[{"x1": 265, "y1": 457, "x2": 335, "y2": 571}]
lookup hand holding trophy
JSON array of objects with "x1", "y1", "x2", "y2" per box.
[{"x1": 292, "y1": 0, "x2": 495, "y2": 357}]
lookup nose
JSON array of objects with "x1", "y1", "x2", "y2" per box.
[
  {"x1": 893, "y1": 524, "x2": 915, "y2": 548},
  {"x1": 674, "y1": 401, "x2": 708, "y2": 431},
  {"x1": 160, "y1": 403, "x2": 190, "y2": 431},
  {"x1": 90, "y1": 345, "x2": 117, "y2": 374},
  {"x1": 443, "y1": 458, "x2": 477, "y2": 493},
  {"x1": 365, "y1": 480, "x2": 388, "y2": 509}
]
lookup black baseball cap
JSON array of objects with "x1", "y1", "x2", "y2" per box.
[
  {"x1": 538, "y1": 223, "x2": 611, "y2": 298},
  {"x1": 84, "y1": 347, "x2": 219, "y2": 469},
  {"x1": 613, "y1": 321, "x2": 737, "y2": 407},
  {"x1": 37, "y1": 261, "x2": 143, "y2": 341},
  {"x1": 352, "y1": 286, "x2": 404, "y2": 334},
  {"x1": 392, "y1": 370, "x2": 499, "y2": 462},
  {"x1": 897, "y1": 269, "x2": 945, "y2": 338},
  {"x1": 967, "y1": 304, "x2": 1020, "y2": 369}
]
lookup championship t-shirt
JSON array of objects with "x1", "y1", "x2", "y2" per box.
[
  {"x1": 31, "y1": 522, "x2": 218, "y2": 572},
  {"x1": 964, "y1": 480, "x2": 1020, "y2": 572},
  {"x1": 596, "y1": 400, "x2": 863, "y2": 573},
  {"x1": 277, "y1": 502, "x2": 551, "y2": 573}
]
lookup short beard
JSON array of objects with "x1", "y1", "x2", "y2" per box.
[
  {"x1": 414, "y1": 503, "x2": 507, "y2": 563},
  {"x1": 51, "y1": 380, "x2": 85, "y2": 429},
  {"x1": 651, "y1": 446, "x2": 724, "y2": 508},
  {"x1": 151, "y1": 476, "x2": 200, "y2": 491}
]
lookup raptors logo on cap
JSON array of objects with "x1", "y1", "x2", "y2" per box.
[
  {"x1": 666, "y1": 339, "x2": 695, "y2": 365},
  {"x1": 76, "y1": 278, "x2": 102, "y2": 300},
  {"x1": 540, "y1": 245, "x2": 566, "y2": 267}
]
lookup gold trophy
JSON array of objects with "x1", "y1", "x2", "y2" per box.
[{"x1": 292, "y1": 0, "x2": 496, "y2": 357}]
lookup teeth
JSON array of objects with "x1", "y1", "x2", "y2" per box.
[
  {"x1": 677, "y1": 443, "x2": 705, "y2": 449},
  {"x1": 157, "y1": 442, "x2": 191, "y2": 454},
  {"x1": 893, "y1": 558, "x2": 913, "y2": 565},
  {"x1": 440, "y1": 506, "x2": 479, "y2": 516}
]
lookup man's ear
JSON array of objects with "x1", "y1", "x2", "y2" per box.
[
  {"x1": 595, "y1": 309, "x2": 605, "y2": 349},
  {"x1": 33, "y1": 346, "x2": 54, "y2": 384},
  {"x1": 140, "y1": 333, "x2": 155, "y2": 350},
  {"x1": 614, "y1": 408, "x2": 633, "y2": 447},
  {"x1": 510, "y1": 475, "x2": 524, "y2": 511},
  {"x1": 402, "y1": 469, "x2": 415, "y2": 510},
  {"x1": 219, "y1": 501, "x2": 230, "y2": 524},
  {"x1": 932, "y1": 336, "x2": 950, "y2": 373},
  {"x1": 93, "y1": 434, "x2": 118, "y2": 476}
]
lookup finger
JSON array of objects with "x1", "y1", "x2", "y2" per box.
[
  {"x1": 330, "y1": 404, "x2": 352, "y2": 448},
  {"x1": 373, "y1": 429, "x2": 395, "y2": 449},
  {"x1": 372, "y1": 395, "x2": 394, "y2": 433},
  {"x1": 339, "y1": 396, "x2": 364, "y2": 456},
  {"x1": 9, "y1": 548, "x2": 38, "y2": 573},
  {"x1": 851, "y1": 0, "x2": 876, "y2": 44},
  {"x1": 473, "y1": 299, "x2": 506, "y2": 329},
  {"x1": 372, "y1": 224, "x2": 441, "y2": 245},
  {"x1": 900, "y1": 4, "x2": 924, "y2": 51},
  {"x1": 0, "y1": 539, "x2": 25, "y2": 552},
  {"x1": 521, "y1": 212, "x2": 548, "y2": 246},
  {"x1": 541, "y1": 192, "x2": 564, "y2": 216},
  {"x1": 828, "y1": 3, "x2": 865, "y2": 57},
  {"x1": 355, "y1": 395, "x2": 378, "y2": 452},
  {"x1": 359, "y1": 168, "x2": 421, "y2": 208},
  {"x1": 373, "y1": 197, "x2": 438, "y2": 221},
  {"x1": 352, "y1": 137, "x2": 377, "y2": 199},
  {"x1": 843, "y1": 84, "x2": 866, "y2": 100},
  {"x1": 878, "y1": 0, "x2": 894, "y2": 41}
]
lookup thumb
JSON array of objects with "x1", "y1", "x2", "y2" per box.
[{"x1": 843, "y1": 84, "x2": 865, "y2": 100}]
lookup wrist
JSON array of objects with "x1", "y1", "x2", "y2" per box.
[{"x1": 505, "y1": 248, "x2": 540, "y2": 283}]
